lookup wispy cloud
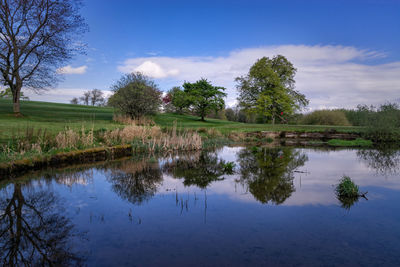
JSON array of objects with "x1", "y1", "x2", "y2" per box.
[
  {"x1": 118, "y1": 45, "x2": 400, "y2": 109},
  {"x1": 57, "y1": 65, "x2": 88, "y2": 75}
]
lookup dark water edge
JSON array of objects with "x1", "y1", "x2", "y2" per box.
[{"x1": 1, "y1": 146, "x2": 400, "y2": 266}]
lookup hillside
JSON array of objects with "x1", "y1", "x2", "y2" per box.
[{"x1": 0, "y1": 99, "x2": 362, "y2": 144}]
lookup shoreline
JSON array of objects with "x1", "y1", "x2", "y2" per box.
[{"x1": 0, "y1": 130, "x2": 376, "y2": 178}]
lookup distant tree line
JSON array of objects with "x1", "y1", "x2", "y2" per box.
[{"x1": 70, "y1": 89, "x2": 106, "y2": 106}]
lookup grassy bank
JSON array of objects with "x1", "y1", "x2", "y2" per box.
[
  {"x1": 0, "y1": 99, "x2": 364, "y2": 144},
  {"x1": 327, "y1": 138, "x2": 373, "y2": 147}
]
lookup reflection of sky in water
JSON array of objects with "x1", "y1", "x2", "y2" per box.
[
  {"x1": 2, "y1": 146, "x2": 400, "y2": 266},
  {"x1": 157, "y1": 147, "x2": 400, "y2": 206}
]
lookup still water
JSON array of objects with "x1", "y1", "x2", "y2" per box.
[{"x1": 1, "y1": 146, "x2": 400, "y2": 266}]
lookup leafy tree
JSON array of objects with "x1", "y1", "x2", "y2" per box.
[
  {"x1": 237, "y1": 147, "x2": 308, "y2": 204},
  {"x1": 183, "y1": 78, "x2": 226, "y2": 121},
  {"x1": 107, "y1": 160, "x2": 163, "y2": 204},
  {"x1": 108, "y1": 72, "x2": 162, "y2": 119},
  {"x1": 236, "y1": 55, "x2": 308, "y2": 124},
  {"x1": 70, "y1": 97, "x2": 79, "y2": 105},
  {"x1": 0, "y1": 0, "x2": 87, "y2": 116},
  {"x1": 225, "y1": 108, "x2": 236, "y2": 121},
  {"x1": 170, "y1": 86, "x2": 191, "y2": 114},
  {"x1": 163, "y1": 151, "x2": 231, "y2": 189}
]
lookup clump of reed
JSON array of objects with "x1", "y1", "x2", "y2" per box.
[
  {"x1": 227, "y1": 131, "x2": 246, "y2": 142},
  {"x1": 1, "y1": 126, "x2": 97, "y2": 162},
  {"x1": 101, "y1": 121, "x2": 202, "y2": 151},
  {"x1": 335, "y1": 175, "x2": 368, "y2": 210},
  {"x1": 1, "y1": 121, "x2": 204, "y2": 163},
  {"x1": 55, "y1": 126, "x2": 95, "y2": 149},
  {"x1": 335, "y1": 176, "x2": 360, "y2": 198}
]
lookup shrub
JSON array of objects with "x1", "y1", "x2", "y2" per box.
[
  {"x1": 363, "y1": 103, "x2": 400, "y2": 142},
  {"x1": 300, "y1": 110, "x2": 351, "y2": 126},
  {"x1": 108, "y1": 72, "x2": 162, "y2": 119}
]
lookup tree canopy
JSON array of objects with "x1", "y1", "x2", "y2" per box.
[
  {"x1": 108, "y1": 72, "x2": 162, "y2": 119},
  {"x1": 236, "y1": 55, "x2": 308, "y2": 124},
  {"x1": 182, "y1": 78, "x2": 226, "y2": 121}
]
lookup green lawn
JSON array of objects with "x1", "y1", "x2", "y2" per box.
[
  {"x1": 0, "y1": 99, "x2": 120, "y2": 143},
  {"x1": 0, "y1": 99, "x2": 364, "y2": 144}
]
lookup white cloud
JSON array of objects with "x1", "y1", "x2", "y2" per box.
[
  {"x1": 132, "y1": 61, "x2": 179, "y2": 78},
  {"x1": 57, "y1": 65, "x2": 88, "y2": 75},
  {"x1": 118, "y1": 45, "x2": 400, "y2": 109}
]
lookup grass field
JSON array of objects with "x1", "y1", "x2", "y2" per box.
[{"x1": 0, "y1": 99, "x2": 364, "y2": 144}]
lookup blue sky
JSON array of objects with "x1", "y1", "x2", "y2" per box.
[{"x1": 28, "y1": 0, "x2": 400, "y2": 110}]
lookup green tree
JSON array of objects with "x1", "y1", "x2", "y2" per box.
[
  {"x1": 163, "y1": 151, "x2": 231, "y2": 189},
  {"x1": 169, "y1": 86, "x2": 191, "y2": 114},
  {"x1": 236, "y1": 55, "x2": 308, "y2": 124},
  {"x1": 237, "y1": 147, "x2": 308, "y2": 204},
  {"x1": 183, "y1": 79, "x2": 226, "y2": 121},
  {"x1": 108, "y1": 72, "x2": 162, "y2": 119}
]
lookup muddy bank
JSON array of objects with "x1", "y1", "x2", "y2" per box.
[{"x1": 0, "y1": 145, "x2": 133, "y2": 178}]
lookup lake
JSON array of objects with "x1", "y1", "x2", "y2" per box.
[{"x1": 1, "y1": 146, "x2": 400, "y2": 266}]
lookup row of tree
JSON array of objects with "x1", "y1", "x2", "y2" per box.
[
  {"x1": 108, "y1": 73, "x2": 227, "y2": 121},
  {"x1": 70, "y1": 89, "x2": 105, "y2": 106},
  {"x1": 107, "y1": 55, "x2": 309, "y2": 123}
]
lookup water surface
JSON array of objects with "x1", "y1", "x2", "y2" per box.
[{"x1": 1, "y1": 146, "x2": 400, "y2": 266}]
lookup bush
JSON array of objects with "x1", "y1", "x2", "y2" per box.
[
  {"x1": 300, "y1": 110, "x2": 351, "y2": 126},
  {"x1": 108, "y1": 72, "x2": 162, "y2": 119},
  {"x1": 363, "y1": 103, "x2": 400, "y2": 142},
  {"x1": 341, "y1": 104, "x2": 374, "y2": 126}
]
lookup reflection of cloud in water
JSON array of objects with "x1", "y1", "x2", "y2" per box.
[{"x1": 158, "y1": 147, "x2": 400, "y2": 206}]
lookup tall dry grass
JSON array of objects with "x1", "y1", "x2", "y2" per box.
[
  {"x1": 102, "y1": 121, "x2": 202, "y2": 151},
  {"x1": 1, "y1": 120, "x2": 203, "y2": 163},
  {"x1": 55, "y1": 126, "x2": 95, "y2": 149}
]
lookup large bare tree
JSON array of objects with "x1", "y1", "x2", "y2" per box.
[{"x1": 0, "y1": 0, "x2": 87, "y2": 115}]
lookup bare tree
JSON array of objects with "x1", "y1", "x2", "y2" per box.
[
  {"x1": 90, "y1": 89, "x2": 104, "y2": 106},
  {"x1": 70, "y1": 97, "x2": 79, "y2": 104},
  {"x1": 79, "y1": 90, "x2": 90, "y2": 105},
  {"x1": 0, "y1": 0, "x2": 87, "y2": 116}
]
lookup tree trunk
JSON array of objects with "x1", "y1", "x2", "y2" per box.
[
  {"x1": 12, "y1": 85, "x2": 22, "y2": 117},
  {"x1": 271, "y1": 114, "x2": 275, "y2": 125},
  {"x1": 201, "y1": 115, "x2": 205, "y2": 121}
]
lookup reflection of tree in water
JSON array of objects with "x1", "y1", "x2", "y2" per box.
[
  {"x1": 237, "y1": 147, "x2": 308, "y2": 205},
  {"x1": 107, "y1": 160, "x2": 163, "y2": 204},
  {"x1": 357, "y1": 147, "x2": 400, "y2": 175},
  {"x1": 0, "y1": 183, "x2": 85, "y2": 266},
  {"x1": 163, "y1": 151, "x2": 231, "y2": 188}
]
